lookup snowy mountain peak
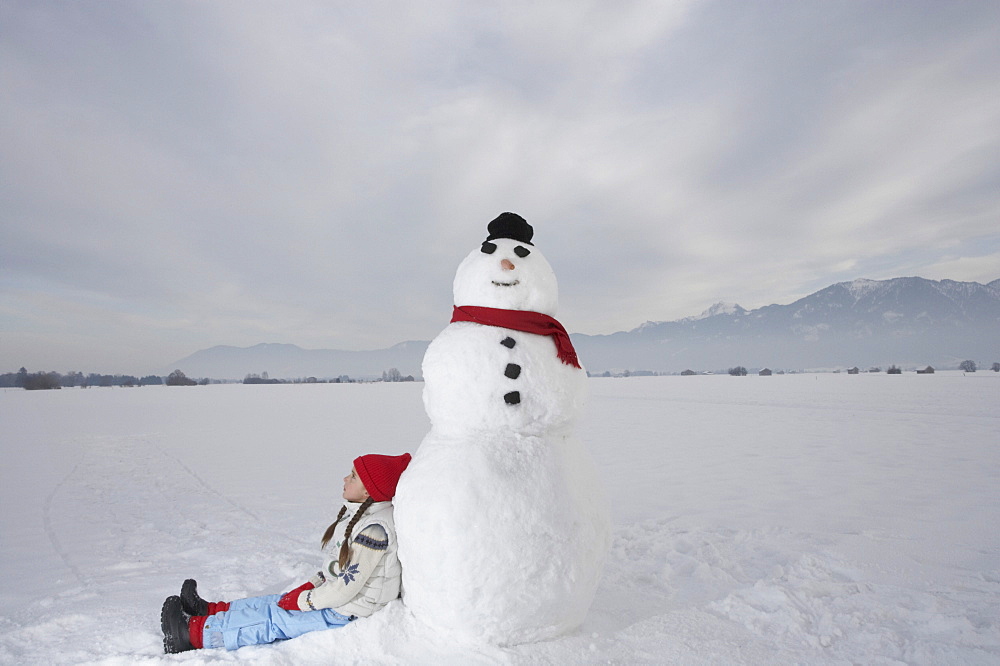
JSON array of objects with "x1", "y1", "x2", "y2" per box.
[
  {"x1": 693, "y1": 302, "x2": 746, "y2": 320},
  {"x1": 576, "y1": 276, "x2": 999, "y2": 372},
  {"x1": 841, "y1": 278, "x2": 885, "y2": 300}
]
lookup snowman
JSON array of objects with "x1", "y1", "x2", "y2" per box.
[{"x1": 394, "y1": 212, "x2": 610, "y2": 645}]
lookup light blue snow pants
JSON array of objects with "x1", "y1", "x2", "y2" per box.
[{"x1": 200, "y1": 593, "x2": 354, "y2": 650}]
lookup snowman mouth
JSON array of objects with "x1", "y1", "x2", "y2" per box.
[{"x1": 492, "y1": 280, "x2": 520, "y2": 287}]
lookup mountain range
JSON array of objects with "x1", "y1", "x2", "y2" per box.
[{"x1": 167, "y1": 277, "x2": 1000, "y2": 379}]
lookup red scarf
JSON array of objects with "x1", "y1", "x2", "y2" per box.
[{"x1": 451, "y1": 305, "x2": 582, "y2": 369}]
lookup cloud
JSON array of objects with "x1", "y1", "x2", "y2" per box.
[{"x1": 1, "y1": 0, "x2": 999, "y2": 372}]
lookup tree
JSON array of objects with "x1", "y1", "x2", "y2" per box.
[
  {"x1": 728, "y1": 366, "x2": 748, "y2": 376},
  {"x1": 166, "y1": 369, "x2": 197, "y2": 386},
  {"x1": 992, "y1": 362, "x2": 1000, "y2": 373},
  {"x1": 887, "y1": 365, "x2": 902, "y2": 374},
  {"x1": 62, "y1": 371, "x2": 84, "y2": 387},
  {"x1": 959, "y1": 360, "x2": 977, "y2": 373},
  {"x1": 23, "y1": 371, "x2": 61, "y2": 390},
  {"x1": 382, "y1": 368, "x2": 403, "y2": 382},
  {"x1": 244, "y1": 373, "x2": 280, "y2": 385}
]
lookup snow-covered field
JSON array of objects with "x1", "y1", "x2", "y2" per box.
[{"x1": 1, "y1": 372, "x2": 998, "y2": 664}]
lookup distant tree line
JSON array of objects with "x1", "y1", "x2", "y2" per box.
[
  {"x1": 381, "y1": 368, "x2": 415, "y2": 382},
  {"x1": 242, "y1": 371, "x2": 361, "y2": 384},
  {"x1": 240, "y1": 369, "x2": 410, "y2": 384},
  {"x1": 591, "y1": 359, "x2": 999, "y2": 378},
  {"x1": 0, "y1": 367, "x2": 166, "y2": 390},
  {"x1": 1, "y1": 367, "x2": 375, "y2": 390},
  {"x1": 166, "y1": 370, "x2": 199, "y2": 386},
  {"x1": 8, "y1": 359, "x2": 995, "y2": 390},
  {"x1": 244, "y1": 371, "x2": 281, "y2": 385}
]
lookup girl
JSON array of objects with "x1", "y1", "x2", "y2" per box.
[{"x1": 160, "y1": 452, "x2": 411, "y2": 653}]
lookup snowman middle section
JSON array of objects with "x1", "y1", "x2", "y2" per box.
[{"x1": 421, "y1": 320, "x2": 586, "y2": 438}]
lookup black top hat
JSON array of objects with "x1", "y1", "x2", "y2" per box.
[{"x1": 486, "y1": 212, "x2": 533, "y2": 245}]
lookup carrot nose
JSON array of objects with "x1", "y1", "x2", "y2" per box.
[{"x1": 501, "y1": 259, "x2": 515, "y2": 270}]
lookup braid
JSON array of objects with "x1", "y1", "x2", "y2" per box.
[
  {"x1": 320, "y1": 506, "x2": 348, "y2": 550},
  {"x1": 338, "y1": 497, "x2": 374, "y2": 569}
]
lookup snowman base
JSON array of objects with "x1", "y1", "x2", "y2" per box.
[{"x1": 394, "y1": 429, "x2": 610, "y2": 646}]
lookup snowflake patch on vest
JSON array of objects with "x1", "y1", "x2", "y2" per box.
[{"x1": 338, "y1": 563, "x2": 361, "y2": 585}]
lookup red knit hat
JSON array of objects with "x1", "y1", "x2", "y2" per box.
[{"x1": 353, "y1": 453, "x2": 412, "y2": 502}]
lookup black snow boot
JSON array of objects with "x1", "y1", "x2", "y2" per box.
[
  {"x1": 161, "y1": 595, "x2": 194, "y2": 653},
  {"x1": 180, "y1": 578, "x2": 210, "y2": 616}
]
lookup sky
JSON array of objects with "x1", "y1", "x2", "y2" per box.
[{"x1": 2, "y1": 1, "x2": 999, "y2": 375}]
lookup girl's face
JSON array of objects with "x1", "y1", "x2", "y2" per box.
[{"x1": 342, "y1": 467, "x2": 369, "y2": 502}]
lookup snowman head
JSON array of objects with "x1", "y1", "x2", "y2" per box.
[{"x1": 453, "y1": 213, "x2": 559, "y2": 314}]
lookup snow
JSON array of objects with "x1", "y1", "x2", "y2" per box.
[
  {"x1": 687, "y1": 302, "x2": 746, "y2": 320},
  {"x1": 1, "y1": 372, "x2": 999, "y2": 664},
  {"x1": 844, "y1": 278, "x2": 883, "y2": 300},
  {"x1": 416, "y1": 322, "x2": 586, "y2": 438},
  {"x1": 451, "y1": 237, "x2": 559, "y2": 315}
]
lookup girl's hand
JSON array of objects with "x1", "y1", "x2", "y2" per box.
[{"x1": 276, "y1": 581, "x2": 315, "y2": 611}]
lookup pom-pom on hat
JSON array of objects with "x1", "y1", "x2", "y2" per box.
[
  {"x1": 486, "y1": 212, "x2": 533, "y2": 246},
  {"x1": 354, "y1": 453, "x2": 412, "y2": 502}
]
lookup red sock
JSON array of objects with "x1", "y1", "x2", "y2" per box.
[
  {"x1": 188, "y1": 615, "x2": 208, "y2": 650},
  {"x1": 207, "y1": 601, "x2": 231, "y2": 614}
]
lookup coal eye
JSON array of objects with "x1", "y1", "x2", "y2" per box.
[
  {"x1": 514, "y1": 246, "x2": 530, "y2": 258},
  {"x1": 481, "y1": 242, "x2": 497, "y2": 254}
]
